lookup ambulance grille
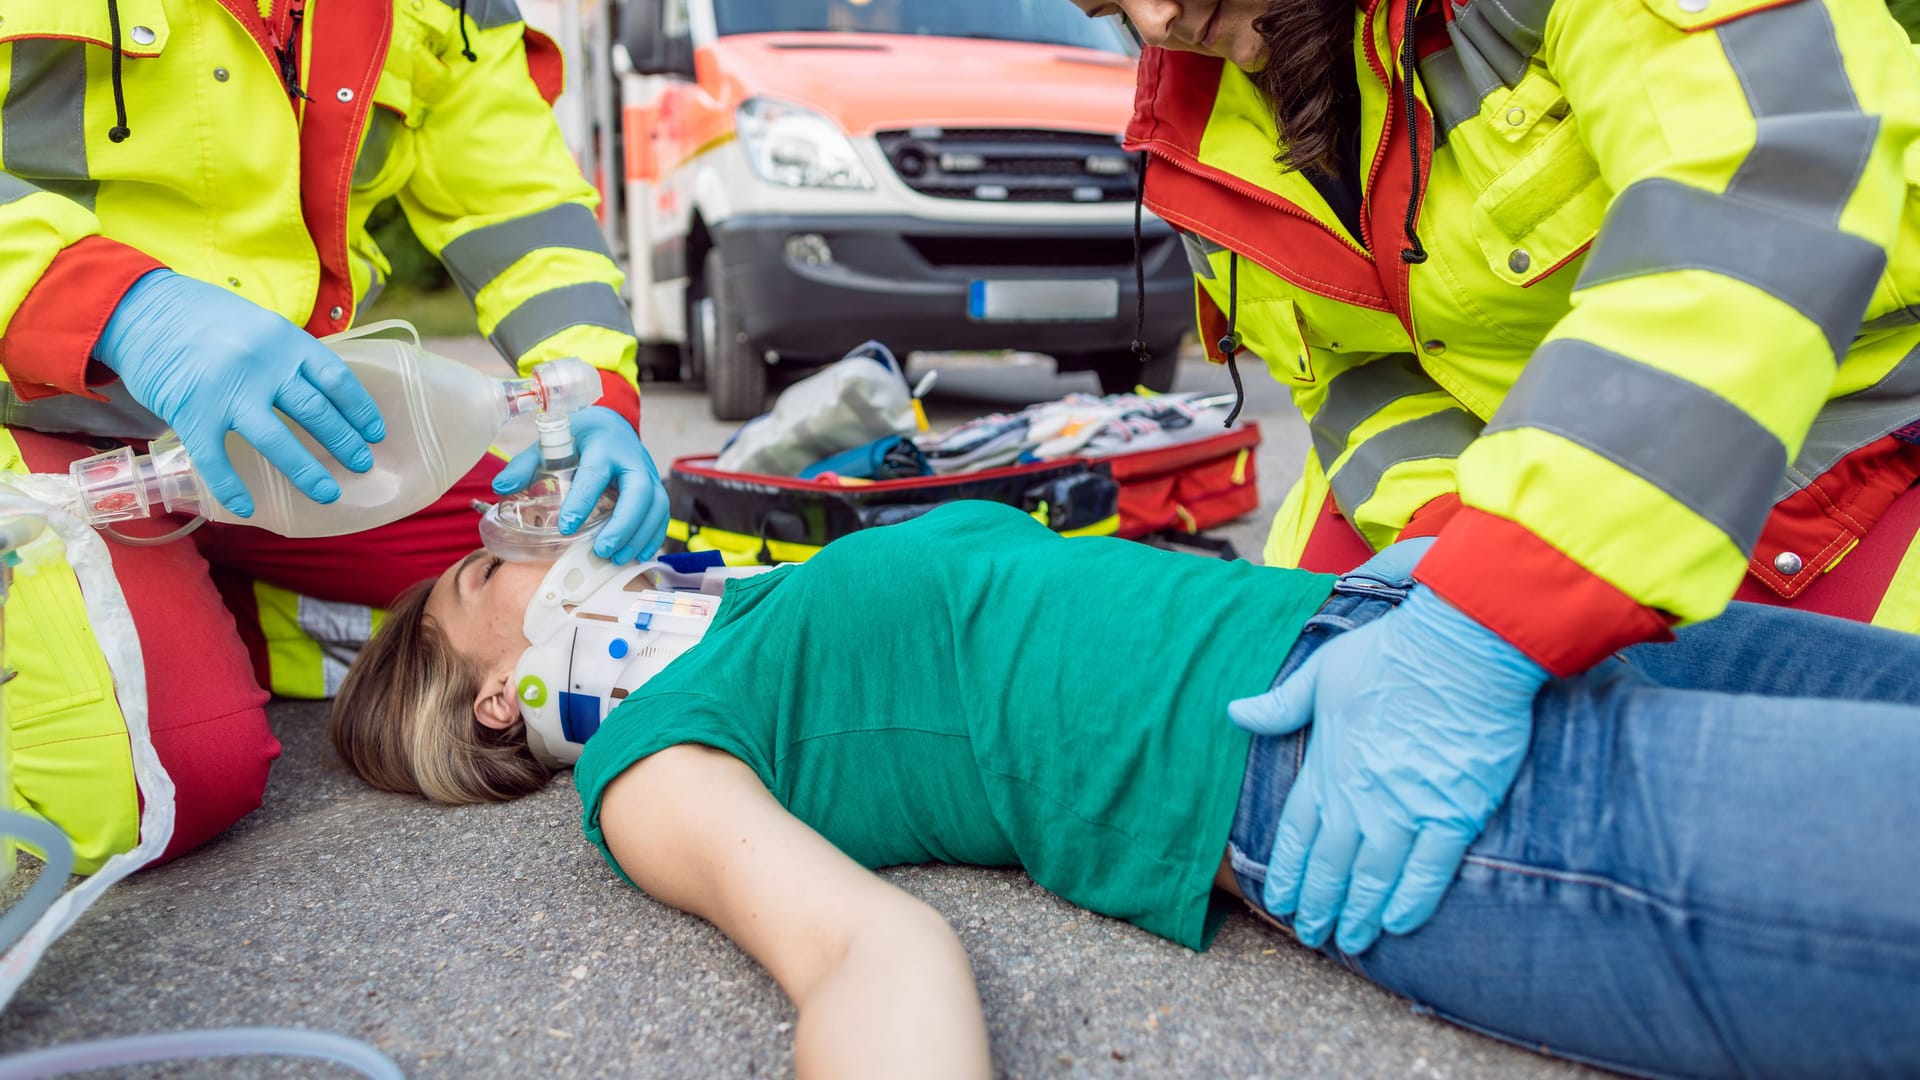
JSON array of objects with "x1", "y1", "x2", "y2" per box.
[{"x1": 876, "y1": 129, "x2": 1136, "y2": 204}]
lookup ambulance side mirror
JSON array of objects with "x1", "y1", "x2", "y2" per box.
[{"x1": 623, "y1": 0, "x2": 697, "y2": 80}]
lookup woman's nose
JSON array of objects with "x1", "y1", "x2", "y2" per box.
[{"x1": 1115, "y1": 0, "x2": 1187, "y2": 47}]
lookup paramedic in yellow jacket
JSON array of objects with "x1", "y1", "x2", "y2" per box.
[
  {"x1": 0, "y1": 0, "x2": 666, "y2": 870},
  {"x1": 1070, "y1": 0, "x2": 1920, "y2": 955}
]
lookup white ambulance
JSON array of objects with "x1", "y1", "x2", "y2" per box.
[{"x1": 531, "y1": 0, "x2": 1194, "y2": 420}]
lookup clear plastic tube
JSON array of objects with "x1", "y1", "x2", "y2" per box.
[
  {"x1": 102, "y1": 516, "x2": 206, "y2": 547},
  {"x1": 0, "y1": 1028, "x2": 405, "y2": 1080},
  {"x1": 0, "y1": 812, "x2": 73, "y2": 956}
]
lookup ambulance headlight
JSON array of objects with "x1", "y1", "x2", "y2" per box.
[{"x1": 736, "y1": 98, "x2": 875, "y2": 190}]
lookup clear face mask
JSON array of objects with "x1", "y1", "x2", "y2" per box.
[
  {"x1": 511, "y1": 544, "x2": 775, "y2": 766},
  {"x1": 477, "y1": 364, "x2": 619, "y2": 563}
]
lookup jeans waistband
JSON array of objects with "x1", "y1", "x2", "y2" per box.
[{"x1": 1226, "y1": 570, "x2": 1413, "y2": 906}]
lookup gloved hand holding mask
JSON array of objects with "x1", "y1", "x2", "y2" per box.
[{"x1": 492, "y1": 406, "x2": 669, "y2": 565}]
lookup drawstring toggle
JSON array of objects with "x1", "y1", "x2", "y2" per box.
[{"x1": 105, "y1": 0, "x2": 133, "y2": 141}]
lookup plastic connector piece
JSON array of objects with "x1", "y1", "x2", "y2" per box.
[{"x1": 532, "y1": 357, "x2": 601, "y2": 416}]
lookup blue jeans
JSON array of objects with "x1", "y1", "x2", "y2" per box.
[{"x1": 1228, "y1": 571, "x2": 1920, "y2": 1080}]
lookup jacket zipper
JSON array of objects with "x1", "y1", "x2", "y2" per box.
[{"x1": 271, "y1": 0, "x2": 311, "y2": 103}]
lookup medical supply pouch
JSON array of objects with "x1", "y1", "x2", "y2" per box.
[
  {"x1": 662, "y1": 455, "x2": 1120, "y2": 565},
  {"x1": 1107, "y1": 422, "x2": 1262, "y2": 539}
]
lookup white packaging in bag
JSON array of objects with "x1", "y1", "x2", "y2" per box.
[{"x1": 713, "y1": 342, "x2": 916, "y2": 477}]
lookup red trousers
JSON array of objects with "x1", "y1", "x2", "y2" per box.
[
  {"x1": 13, "y1": 429, "x2": 500, "y2": 864},
  {"x1": 1295, "y1": 483, "x2": 1920, "y2": 624}
]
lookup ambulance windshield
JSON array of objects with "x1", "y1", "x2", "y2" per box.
[{"x1": 714, "y1": 0, "x2": 1134, "y2": 54}]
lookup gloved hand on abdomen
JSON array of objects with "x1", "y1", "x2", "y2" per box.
[{"x1": 1228, "y1": 585, "x2": 1547, "y2": 955}]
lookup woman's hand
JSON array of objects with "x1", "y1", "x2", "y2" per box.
[
  {"x1": 600, "y1": 745, "x2": 990, "y2": 1080},
  {"x1": 491, "y1": 406, "x2": 669, "y2": 564},
  {"x1": 1228, "y1": 587, "x2": 1547, "y2": 955}
]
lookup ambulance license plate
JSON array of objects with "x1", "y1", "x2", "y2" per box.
[{"x1": 967, "y1": 279, "x2": 1119, "y2": 322}]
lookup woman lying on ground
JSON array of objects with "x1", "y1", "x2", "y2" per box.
[{"x1": 331, "y1": 501, "x2": 1920, "y2": 1080}]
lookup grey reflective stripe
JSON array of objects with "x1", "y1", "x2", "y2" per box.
[
  {"x1": 488, "y1": 282, "x2": 633, "y2": 359},
  {"x1": 1419, "y1": 46, "x2": 1495, "y2": 138},
  {"x1": 1720, "y1": 1, "x2": 1854, "y2": 119},
  {"x1": 435, "y1": 0, "x2": 522, "y2": 30},
  {"x1": 1862, "y1": 306, "x2": 1920, "y2": 333},
  {"x1": 1459, "y1": 0, "x2": 1555, "y2": 58},
  {"x1": 1778, "y1": 343, "x2": 1920, "y2": 500},
  {"x1": 1575, "y1": 179, "x2": 1884, "y2": 361},
  {"x1": 352, "y1": 110, "x2": 402, "y2": 190},
  {"x1": 1487, "y1": 339, "x2": 1785, "y2": 550},
  {"x1": 360, "y1": 255, "x2": 387, "y2": 310},
  {"x1": 1308, "y1": 354, "x2": 1439, "y2": 470},
  {"x1": 3, "y1": 40, "x2": 97, "y2": 211},
  {"x1": 1729, "y1": 113, "x2": 1880, "y2": 224},
  {"x1": 1423, "y1": 0, "x2": 1555, "y2": 140},
  {"x1": 1327, "y1": 408, "x2": 1482, "y2": 517},
  {"x1": 1720, "y1": 1, "x2": 1871, "y2": 223},
  {"x1": 441, "y1": 203, "x2": 611, "y2": 300},
  {"x1": 295, "y1": 596, "x2": 378, "y2": 697},
  {"x1": 0, "y1": 172, "x2": 38, "y2": 206},
  {"x1": 1180, "y1": 231, "x2": 1221, "y2": 279},
  {"x1": 1451, "y1": 1, "x2": 1528, "y2": 84},
  {"x1": 0, "y1": 379, "x2": 166, "y2": 439},
  {"x1": 1577, "y1": 1, "x2": 1883, "y2": 361}
]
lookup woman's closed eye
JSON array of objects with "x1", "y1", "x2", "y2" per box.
[{"x1": 483, "y1": 555, "x2": 503, "y2": 582}]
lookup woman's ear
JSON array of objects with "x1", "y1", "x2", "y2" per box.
[{"x1": 473, "y1": 669, "x2": 520, "y2": 731}]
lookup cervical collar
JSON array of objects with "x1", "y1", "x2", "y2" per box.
[{"x1": 513, "y1": 544, "x2": 773, "y2": 766}]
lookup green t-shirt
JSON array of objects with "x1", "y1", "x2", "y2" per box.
[{"x1": 576, "y1": 501, "x2": 1333, "y2": 949}]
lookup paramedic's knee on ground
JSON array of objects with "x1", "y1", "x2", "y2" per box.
[{"x1": 7, "y1": 428, "x2": 276, "y2": 869}]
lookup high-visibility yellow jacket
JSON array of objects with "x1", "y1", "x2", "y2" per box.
[
  {"x1": 1128, "y1": 0, "x2": 1920, "y2": 674},
  {"x1": 0, "y1": 0, "x2": 640, "y2": 425}
]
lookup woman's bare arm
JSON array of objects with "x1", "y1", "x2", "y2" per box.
[{"x1": 599, "y1": 744, "x2": 990, "y2": 1079}]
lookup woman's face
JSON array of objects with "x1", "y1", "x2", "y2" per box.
[
  {"x1": 1069, "y1": 0, "x2": 1271, "y2": 69},
  {"x1": 424, "y1": 550, "x2": 554, "y2": 674}
]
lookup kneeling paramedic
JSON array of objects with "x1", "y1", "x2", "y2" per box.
[
  {"x1": 1079, "y1": 0, "x2": 1920, "y2": 956},
  {"x1": 0, "y1": 0, "x2": 666, "y2": 871}
]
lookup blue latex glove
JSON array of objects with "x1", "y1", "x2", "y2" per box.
[
  {"x1": 492, "y1": 405, "x2": 669, "y2": 564},
  {"x1": 93, "y1": 270, "x2": 385, "y2": 518},
  {"x1": 1349, "y1": 536, "x2": 1435, "y2": 582},
  {"x1": 1228, "y1": 586, "x2": 1548, "y2": 955}
]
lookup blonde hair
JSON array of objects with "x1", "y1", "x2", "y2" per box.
[{"x1": 329, "y1": 582, "x2": 553, "y2": 804}]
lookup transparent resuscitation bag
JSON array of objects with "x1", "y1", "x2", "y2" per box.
[{"x1": 64, "y1": 321, "x2": 600, "y2": 540}]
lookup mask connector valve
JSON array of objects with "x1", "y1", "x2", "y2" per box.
[{"x1": 480, "y1": 357, "x2": 613, "y2": 562}]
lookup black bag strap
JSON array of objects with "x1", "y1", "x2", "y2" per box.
[{"x1": 1138, "y1": 529, "x2": 1241, "y2": 562}]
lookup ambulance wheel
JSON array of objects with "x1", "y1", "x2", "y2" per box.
[
  {"x1": 684, "y1": 281, "x2": 710, "y2": 388},
  {"x1": 1089, "y1": 340, "x2": 1179, "y2": 396},
  {"x1": 700, "y1": 250, "x2": 768, "y2": 421}
]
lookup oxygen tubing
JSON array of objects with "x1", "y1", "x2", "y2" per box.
[
  {"x1": 0, "y1": 813, "x2": 74, "y2": 957},
  {"x1": 103, "y1": 516, "x2": 206, "y2": 547},
  {"x1": 0, "y1": 1028, "x2": 405, "y2": 1080}
]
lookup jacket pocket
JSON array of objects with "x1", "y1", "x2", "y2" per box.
[{"x1": 1469, "y1": 117, "x2": 1611, "y2": 288}]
